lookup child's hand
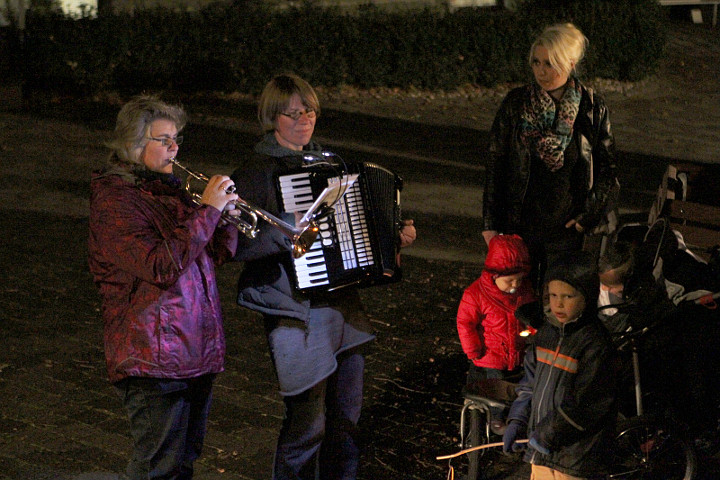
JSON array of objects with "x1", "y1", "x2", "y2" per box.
[
  {"x1": 502, "y1": 420, "x2": 527, "y2": 454},
  {"x1": 471, "y1": 355, "x2": 486, "y2": 367}
]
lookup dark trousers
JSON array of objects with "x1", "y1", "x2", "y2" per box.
[
  {"x1": 466, "y1": 364, "x2": 505, "y2": 385},
  {"x1": 273, "y1": 351, "x2": 364, "y2": 480},
  {"x1": 466, "y1": 364, "x2": 521, "y2": 421},
  {"x1": 526, "y1": 230, "x2": 584, "y2": 292},
  {"x1": 114, "y1": 374, "x2": 215, "y2": 480}
]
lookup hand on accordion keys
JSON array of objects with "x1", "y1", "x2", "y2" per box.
[{"x1": 398, "y1": 219, "x2": 416, "y2": 248}]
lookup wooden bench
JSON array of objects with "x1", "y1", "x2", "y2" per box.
[
  {"x1": 648, "y1": 163, "x2": 720, "y2": 261},
  {"x1": 659, "y1": 0, "x2": 720, "y2": 27}
]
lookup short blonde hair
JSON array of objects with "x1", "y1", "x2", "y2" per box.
[
  {"x1": 529, "y1": 23, "x2": 589, "y2": 77},
  {"x1": 106, "y1": 94, "x2": 187, "y2": 166},
  {"x1": 257, "y1": 74, "x2": 320, "y2": 133}
]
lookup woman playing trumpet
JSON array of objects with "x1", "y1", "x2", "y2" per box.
[{"x1": 88, "y1": 95, "x2": 239, "y2": 480}]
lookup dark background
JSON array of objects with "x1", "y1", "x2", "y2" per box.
[{"x1": 1, "y1": 13, "x2": 720, "y2": 480}]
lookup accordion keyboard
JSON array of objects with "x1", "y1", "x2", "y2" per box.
[
  {"x1": 277, "y1": 162, "x2": 401, "y2": 293},
  {"x1": 333, "y1": 180, "x2": 374, "y2": 270}
]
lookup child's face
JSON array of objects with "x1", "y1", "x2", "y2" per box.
[
  {"x1": 495, "y1": 272, "x2": 525, "y2": 294},
  {"x1": 548, "y1": 280, "x2": 586, "y2": 324},
  {"x1": 599, "y1": 268, "x2": 625, "y2": 297}
]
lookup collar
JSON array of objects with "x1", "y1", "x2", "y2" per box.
[
  {"x1": 254, "y1": 132, "x2": 323, "y2": 158},
  {"x1": 545, "y1": 306, "x2": 594, "y2": 333}
]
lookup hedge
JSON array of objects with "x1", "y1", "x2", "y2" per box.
[{"x1": 17, "y1": 0, "x2": 666, "y2": 97}]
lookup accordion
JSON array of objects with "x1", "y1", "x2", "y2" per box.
[{"x1": 277, "y1": 161, "x2": 403, "y2": 294}]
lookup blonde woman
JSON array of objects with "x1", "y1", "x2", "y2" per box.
[{"x1": 482, "y1": 23, "x2": 619, "y2": 288}]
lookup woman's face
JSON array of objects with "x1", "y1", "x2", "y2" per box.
[
  {"x1": 531, "y1": 45, "x2": 570, "y2": 93},
  {"x1": 274, "y1": 93, "x2": 316, "y2": 151},
  {"x1": 140, "y1": 118, "x2": 180, "y2": 174}
]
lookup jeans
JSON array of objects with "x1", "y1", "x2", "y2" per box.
[
  {"x1": 273, "y1": 351, "x2": 364, "y2": 480},
  {"x1": 114, "y1": 374, "x2": 215, "y2": 480}
]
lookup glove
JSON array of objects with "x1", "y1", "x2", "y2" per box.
[
  {"x1": 528, "y1": 432, "x2": 550, "y2": 455},
  {"x1": 502, "y1": 420, "x2": 527, "y2": 454}
]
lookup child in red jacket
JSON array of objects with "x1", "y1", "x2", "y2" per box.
[{"x1": 456, "y1": 234, "x2": 536, "y2": 432}]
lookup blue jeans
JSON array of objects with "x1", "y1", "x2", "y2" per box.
[
  {"x1": 114, "y1": 374, "x2": 215, "y2": 480},
  {"x1": 273, "y1": 351, "x2": 364, "y2": 480}
]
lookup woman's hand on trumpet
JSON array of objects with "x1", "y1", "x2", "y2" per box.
[{"x1": 201, "y1": 175, "x2": 239, "y2": 214}]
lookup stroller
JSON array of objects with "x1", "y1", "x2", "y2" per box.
[{"x1": 599, "y1": 163, "x2": 720, "y2": 478}]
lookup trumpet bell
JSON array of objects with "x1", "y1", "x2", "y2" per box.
[
  {"x1": 293, "y1": 223, "x2": 320, "y2": 259},
  {"x1": 169, "y1": 157, "x2": 318, "y2": 258}
]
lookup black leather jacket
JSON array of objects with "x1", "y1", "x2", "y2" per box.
[{"x1": 483, "y1": 81, "x2": 619, "y2": 234}]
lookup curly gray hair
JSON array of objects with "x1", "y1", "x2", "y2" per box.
[{"x1": 106, "y1": 94, "x2": 187, "y2": 166}]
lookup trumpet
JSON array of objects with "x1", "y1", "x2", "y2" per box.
[{"x1": 168, "y1": 158, "x2": 319, "y2": 259}]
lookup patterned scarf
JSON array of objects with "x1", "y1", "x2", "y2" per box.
[{"x1": 519, "y1": 77, "x2": 582, "y2": 172}]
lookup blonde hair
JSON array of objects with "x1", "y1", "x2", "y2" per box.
[
  {"x1": 257, "y1": 74, "x2": 320, "y2": 133},
  {"x1": 529, "y1": 23, "x2": 589, "y2": 77},
  {"x1": 106, "y1": 94, "x2": 187, "y2": 166}
]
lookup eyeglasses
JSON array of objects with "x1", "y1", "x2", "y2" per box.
[
  {"x1": 279, "y1": 108, "x2": 316, "y2": 121},
  {"x1": 148, "y1": 135, "x2": 183, "y2": 147}
]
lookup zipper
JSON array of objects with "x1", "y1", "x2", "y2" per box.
[{"x1": 530, "y1": 323, "x2": 565, "y2": 461}]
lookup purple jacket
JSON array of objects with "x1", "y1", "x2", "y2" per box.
[{"x1": 88, "y1": 170, "x2": 238, "y2": 383}]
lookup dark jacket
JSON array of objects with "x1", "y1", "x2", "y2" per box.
[
  {"x1": 509, "y1": 301, "x2": 617, "y2": 477},
  {"x1": 88, "y1": 169, "x2": 237, "y2": 383},
  {"x1": 483, "y1": 81, "x2": 619, "y2": 234},
  {"x1": 230, "y1": 134, "x2": 368, "y2": 323},
  {"x1": 230, "y1": 135, "x2": 375, "y2": 396}
]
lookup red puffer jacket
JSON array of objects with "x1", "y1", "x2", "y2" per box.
[
  {"x1": 456, "y1": 234, "x2": 536, "y2": 370},
  {"x1": 88, "y1": 171, "x2": 237, "y2": 383}
]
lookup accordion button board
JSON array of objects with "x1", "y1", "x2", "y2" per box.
[{"x1": 277, "y1": 162, "x2": 402, "y2": 294}]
